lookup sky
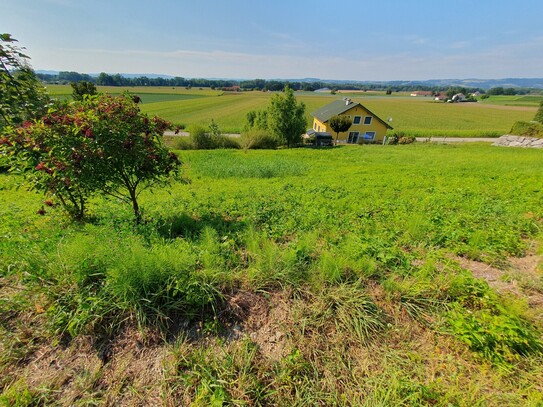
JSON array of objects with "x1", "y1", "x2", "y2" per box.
[{"x1": 2, "y1": 0, "x2": 543, "y2": 81}]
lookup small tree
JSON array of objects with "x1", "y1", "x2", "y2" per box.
[
  {"x1": 244, "y1": 109, "x2": 268, "y2": 131},
  {"x1": 2, "y1": 94, "x2": 180, "y2": 222},
  {"x1": 329, "y1": 115, "x2": 352, "y2": 145},
  {"x1": 0, "y1": 33, "x2": 49, "y2": 130},
  {"x1": 71, "y1": 81, "x2": 97, "y2": 101},
  {"x1": 267, "y1": 85, "x2": 306, "y2": 148}
]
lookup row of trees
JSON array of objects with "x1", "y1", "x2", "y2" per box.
[{"x1": 38, "y1": 70, "x2": 541, "y2": 95}]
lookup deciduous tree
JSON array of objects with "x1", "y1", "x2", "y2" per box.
[
  {"x1": 2, "y1": 94, "x2": 180, "y2": 222},
  {"x1": 329, "y1": 115, "x2": 352, "y2": 145},
  {"x1": 0, "y1": 33, "x2": 49, "y2": 129},
  {"x1": 267, "y1": 85, "x2": 306, "y2": 148},
  {"x1": 71, "y1": 81, "x2": 97, "y2": 101}
]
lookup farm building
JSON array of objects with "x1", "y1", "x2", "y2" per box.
[
  {"x1": 410, "y1": 91, "x2": 434, "y2": 97},
  {"x1": 310, "y1": 98, "x2": 393, "y2": 144}
]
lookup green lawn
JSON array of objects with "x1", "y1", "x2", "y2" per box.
[{"x1": 2, "y1": 144, "x2": 543, "y2": 405}]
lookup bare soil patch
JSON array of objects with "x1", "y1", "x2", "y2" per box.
[
  {"x1": 223, "y1": 290, "x2": 293, "y2": 361},
  {"x1": 456, "y1": 250, "x2": 543, "y2": 324}
]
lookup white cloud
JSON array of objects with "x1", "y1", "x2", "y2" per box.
[{"x1": 32, "y1": 37, "x2": 543, "y2": 81}]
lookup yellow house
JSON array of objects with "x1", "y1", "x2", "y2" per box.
[{"x1": 311, "y1": 98, "x2": 392, "y2": 144}]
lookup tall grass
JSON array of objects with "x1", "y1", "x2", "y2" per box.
[{"x1": 183, "y1": 149, "x2": 308, "y2": 179}]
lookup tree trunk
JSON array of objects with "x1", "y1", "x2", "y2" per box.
[{"x1": 129, "y1": 188, "x2": 141, "y2": 224}]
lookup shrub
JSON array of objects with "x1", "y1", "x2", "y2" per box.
[
  {"x1": 386, "y1": 131, "x2": 416, "y2": 145},
  {"x1": 188, "y1": 122, "x2": 240, "y2": 150},
  {"x1": 534, "y1": 100, "x2": 543, "y2": 124},
  {"x1": 239, "y1": 129, "x2": 279, "y2": 150},
  {"x1": 2, "y1": 93, "x2": 180, "y2": 222},
  {"x1": 188, "y1": 124, "x2": 213, "y2": 149},
  {"x1": 170, "y1": 136, "x2": 193, "y2": 150},
  {"x1": 510, "y1": 121, "x2": 543, "y2": 138}
]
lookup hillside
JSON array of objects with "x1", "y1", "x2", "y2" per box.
[{"x1": 2, "y1": 145, "x2": 543, "y2": 405}]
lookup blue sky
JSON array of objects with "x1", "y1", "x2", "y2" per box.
[{"x1": 2, "y1": 0, "x2": 543, "y2": 80}]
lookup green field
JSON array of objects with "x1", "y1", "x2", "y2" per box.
[
  {"x1": 2, "y1": 144, "x2": 543, "y2": 405},
  {"x1": 479, "y1": 95, "x2": 543, "y2": 107},
  {"x1": 45, "y1": 85, "x2": 537, "y2": 136}
]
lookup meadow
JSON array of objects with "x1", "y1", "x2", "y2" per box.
[
  {"x1": 45, "y1": 85, "x2": 537, "y2": 137},
  {"x1": 1, "y1": 143, "x2": 543, "y2": 405}
]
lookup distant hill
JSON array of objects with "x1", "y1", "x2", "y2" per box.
[
  {"x1": 34, "y1": 70, "x2": 543, "y2": 90},
  {"x1": 293, "y1": 78, "x2": 543, "y2": 90}
]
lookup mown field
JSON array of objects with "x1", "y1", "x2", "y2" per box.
[
  {"x1": 1, "y1": 144, "x2": 543, "y2": 405},
  {"x1": 45, "y1": 85, "x2": 537, "y2": 137}
]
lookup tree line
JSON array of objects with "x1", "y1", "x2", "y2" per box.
[{"x1": 35, "y1": 71, "x2": 538, "y2": 95}]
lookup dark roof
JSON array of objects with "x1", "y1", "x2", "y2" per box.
[{"x1": 311, "y1": 99, "x2": 393, "y2": 129}]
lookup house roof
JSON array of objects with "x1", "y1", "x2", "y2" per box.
[{"x1": 311, "y1": 99, "x2": 393, "y2": 129}]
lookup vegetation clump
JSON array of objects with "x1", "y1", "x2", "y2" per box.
[
  {"x1": 244, "y1": 85, "x2": 306, "y2": 148},
  {"x1": 0, "y1": 33, "x2": 49, "y2": 130},
  {"x1": 1, "y1": 93, "x2": 180, "y2": 222},
  {"x1": 386, "y1": 131, "x2": 416, "y2": 144},
  {"x1": 507, "y1": 100, "x2": 543, "y2": 138}
]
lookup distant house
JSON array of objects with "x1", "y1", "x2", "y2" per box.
[
  {"x1": 410, "y1": 91, "x2": 434, "y2": 97},
  {"x1": 451, "y1": 93, "x2": 466, "y2": 102},
  {"x1": 222, "y1": 86, "x2": 241, "y2": 92},
  {"x1": 434, "y1": 92, "x2": 446, "y2": 101},
  {"x1": 311, "y1": 98, "x2": 393, "y2": 144}
]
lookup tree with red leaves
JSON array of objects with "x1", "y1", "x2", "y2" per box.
[{"x1": 2, "y1": 93, "x2": 180, "y2": 222}]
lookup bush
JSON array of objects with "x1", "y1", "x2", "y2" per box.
[
  {"x1": 213, "y1": 135, "x2": 240, "y2": 149},
  {"x1": 239, "y1": 129, "x2": 279, "y2": 150},
  {"x1": 1, "y1": 94, "x2": 180, "y2": 222},
  {"x1": 533, "y1": 101, "x2": 543, "y2": 124},
  {"x1": 386, "y1": 131, "x2": 416, "y2": 145},
  {"x1": 188, "y1": 124, "x2": 214, "y2": 149},
  {"x1": 188, "y1": 123, "x2": 240, "y2": 150},
  {"x1": 169, "y1": 136, "x2": 194, "y2": 150},
  {"x1": 510, "y1": 121, "x2": 543, "y2": 138}
]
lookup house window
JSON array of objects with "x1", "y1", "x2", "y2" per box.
[
  {"x1": 353, "y1": 116, "x2": 361, "y2": 125},
  {"x1": 362, "y1": 132, "x2": 376, "y2": 141},
  {"x1": 313, "y1": 123, "x2": 317, "y2": 130},
  {"x1": 363, "y1": 116, "x2": 373, "y2": 125},
  {"x1": 347, "y1": 131, "x2": 360, "y2": 144}
]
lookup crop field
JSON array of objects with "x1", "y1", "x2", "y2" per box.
[
  {"x1": 479, "y1": 95, "x2": 543, "y2": 107},
  {"x1": 45, "y1": 85, "x2": 536, "y2": 136},
  {"x1": 1, "y1": 144, "x2": 543, "y2": 405}
]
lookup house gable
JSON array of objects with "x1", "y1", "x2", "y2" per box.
[
  {"x1": 311, "y1": 99, "x2": 393, "y2": 143},
  {"x1": 311, "y1": 99, "x2": 393, "y2": 130}
]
